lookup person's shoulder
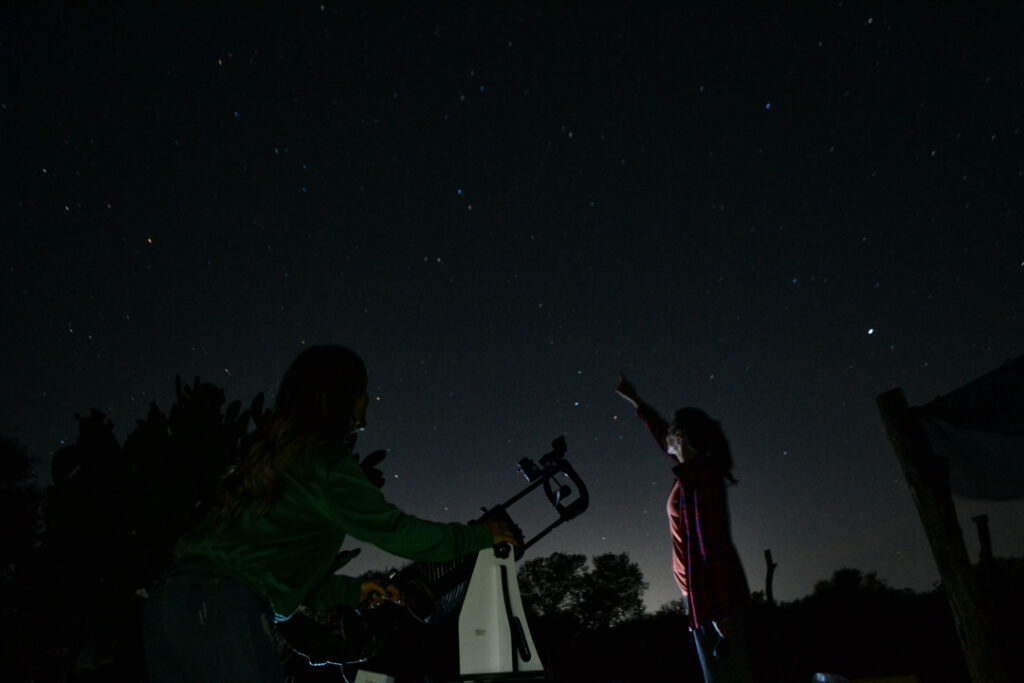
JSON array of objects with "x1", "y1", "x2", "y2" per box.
[
  {"x1": 291, "y1": 441, "x2": 357, "y2": 480},
  {"x1": 307, "y1": 440, "x2": 356, "y2": 466}
]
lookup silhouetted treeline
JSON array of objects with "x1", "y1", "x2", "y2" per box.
[
  {"x1": 1, "y1": 379, "x2": 266, "y2": 682},
  {"x1": 517, "y1": 562, "x2": 1024, "y2": 683},
  {"x1": 2, "y1": 379, "x2": 1023, "y2": 682}
]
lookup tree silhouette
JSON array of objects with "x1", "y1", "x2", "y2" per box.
[
  {"x1": 774, "y1": 567, "x2": 965, "y2": 682},
  {"x1": 0, "y1": 436, "x2": 46, "y2": 679},
  {"x1": 11, "y1": 378, "x2": 265, "y2": 681},
  {"x1": 581, "y1": 552, "x2": 648, "y2": 627},
  {"x1": 655, "y1": 595, "x2": 689, "y2": 616},
  {"x1": 0, "y1": 436, "x2": 41, "y2": 583},
  {"x1": 518, "y1": 551, "x2": 647, "y2": 630},
  {"x1": 519, "y1": 551, "x2": 588, "y2": 623},
  {"x1": 808, "y1": 567, "x2": 901, "y2": 601}
]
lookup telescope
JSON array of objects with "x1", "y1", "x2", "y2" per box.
[{"x1": 284, "y1": 436, "x2": 589, "y2": 682}]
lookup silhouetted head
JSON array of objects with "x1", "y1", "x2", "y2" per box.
[
  {"x1": 215, "y1": 344, "x2": 369, "y2": 522},
  {"x1": 670, "y1": 407, "x2": 736, "y2": 482},
  {"x1": 274, "y1": 345, "x2": 369, "y2": 441}
]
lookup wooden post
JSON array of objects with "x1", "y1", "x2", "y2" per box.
[
  {"x1": 762, "y1": 548, "x2": 782, "y2": 683},
  {"x1": 972, "y1": 513, "x2": 994, "y2": 566},
  {"x1": 763, "y1": 548, "x2": 778, "y2": 607},
  {"x1": 877, "y1": 388, "x2": 1007, "y2": 683},
  {"x1": 972, "y1": 513, "x2": 995, "y2": 609}
]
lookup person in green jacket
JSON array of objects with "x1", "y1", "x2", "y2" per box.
[{"x1": 143, "y1": 344, "x2": 517, "y2": 682}]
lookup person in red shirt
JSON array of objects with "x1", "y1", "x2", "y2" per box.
[{"x1": 617, "y1": 372, "x2": 753, "y2": 683}]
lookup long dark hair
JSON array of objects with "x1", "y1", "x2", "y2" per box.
[
  {"x1": 215, "y1": 345, "x2": 368, "y2": 522},
  {"x1": 671, "y1": 407, "x2": 736, "y2": 484}
]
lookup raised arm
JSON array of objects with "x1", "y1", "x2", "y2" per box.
[
  {"x1": 616, "y1": 371, "x2": 675, "y2": 460},
  {"x1": 615, "y1": 371, "x2": 640, "y2": 409}
]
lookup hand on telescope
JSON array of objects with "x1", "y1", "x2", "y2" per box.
[
  {"x1": 360, "y1": 580, "x2": 402, "y2": 609},
  {"x1": 482, "y1": 518, "x2": 521, "y2": 548},
  {"x1": 615, "y1": 371, "x2": 640, "y2": 409}
]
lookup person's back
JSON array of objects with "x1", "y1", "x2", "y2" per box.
[{"x1": 144, "y1": 345, "x2": 516, "y2": 681}]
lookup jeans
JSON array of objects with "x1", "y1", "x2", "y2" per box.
[{"x1": 143, "y1": 558, "x2": 283, "y2": 682}]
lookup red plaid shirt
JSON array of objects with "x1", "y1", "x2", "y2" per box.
[{"x1": 637, "y1": 403, "x2": 749, "y2": 630}]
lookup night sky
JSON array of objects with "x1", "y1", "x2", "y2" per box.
[{"x1": 3, "y1": 2, "x2": 1022, "y2": 610}]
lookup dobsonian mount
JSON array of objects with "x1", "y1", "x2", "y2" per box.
[{"x1": 350, "y1": 435, "x2": 590, "y2": 683}]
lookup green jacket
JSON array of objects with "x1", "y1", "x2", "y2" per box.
[{"x1": 175, "y1": 443, "x2": 493, "y2": 618}]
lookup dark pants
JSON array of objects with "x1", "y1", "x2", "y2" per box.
[
  {"x1": 692, "y1": 612, "x2": 753, "y2": 683},
  {"x1": 143, "y1": 558, "x2": 283, "y2": 682}
]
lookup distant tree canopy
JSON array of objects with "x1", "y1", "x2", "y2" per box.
[
  {"x1": 518, "y1": 551, "x2": 587, "y2": 619},
  {"x1": 655, "y1": 595, "x2": 689, "y2": 615},
  {"x1": 518, "y1": 551, "x2": 648, "y2": 630},
  {"x1": 3, "y1": 378, "x2": 266, "y2": 681},
  {"x1": 802, "y1": 567, "x2": 914, "y2": 606},
  {"x1": 44, "y1": 379, "x2": 265, "y2": 593},
  {"x1": 0, "y1": 436, "x2": 42, "y2": 583}
]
